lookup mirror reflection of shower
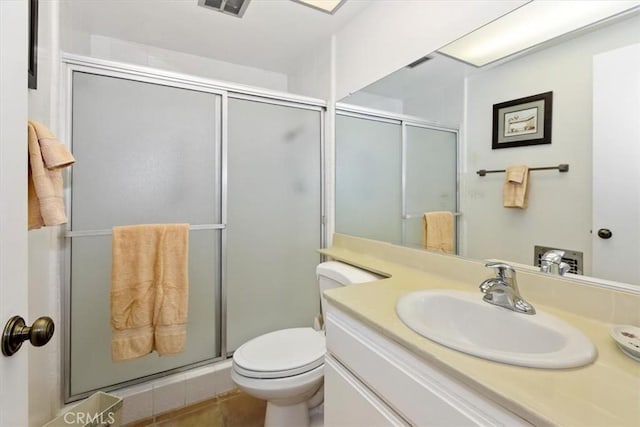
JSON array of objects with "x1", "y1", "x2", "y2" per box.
[{"x1": 337, "y1": 6, "x2": 640, "y2": 287}]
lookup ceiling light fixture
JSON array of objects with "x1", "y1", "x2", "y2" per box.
[
  {"x1": 291, "y1": 0, "x2": 347, "y2": 14},
  {"x1": 439, "y1": 1, "x2": 640, "y2": 67}
]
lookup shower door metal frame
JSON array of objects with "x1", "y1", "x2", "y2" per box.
[
  {"x1": 60, "y1": 54, "x2": 326, "y2": 403},
  {"x1": 335, "y1": 103, "x2": 460, "y2": 250}
]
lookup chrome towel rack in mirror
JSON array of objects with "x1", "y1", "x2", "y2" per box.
[{"x1": 476, "y1": 164, "x2": 569, "y2": 177}]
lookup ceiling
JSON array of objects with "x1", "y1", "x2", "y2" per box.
[
  {"x1": 62, "y1": 0, "x2": 372, "y2": 74},
  {"x1": 346, "y1": 3, "x2": 640, "y2": 105},
  {"x1": 354, "y1": 53, "x2": 477, "y2": 103}
]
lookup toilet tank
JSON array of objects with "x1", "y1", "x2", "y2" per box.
[{"x1": 316, "y1": 261, "x2": 382, "y2": 321}]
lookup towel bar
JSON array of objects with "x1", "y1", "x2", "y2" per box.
[
  {"x1": 64, "y1": 223, "x2": 225, "y2": 238},
  {"x1": 403, "y1": 213, "x2": 462, "y2": 219},
  {"x1": 476, "y1": 164, "x2": 569, "y2": 177}
]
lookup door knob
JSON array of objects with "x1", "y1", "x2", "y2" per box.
[
  {"x1": 597, "y1": 228, "x2": 613, "y2": 239},
  {"x1": 2, "y1": 316, "x2": 54, "y2": 357}
]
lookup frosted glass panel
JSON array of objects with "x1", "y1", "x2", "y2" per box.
[
  {"x1": 335, "y1": 115, "x2": 402, "y2": 244},
  {"x1": 69, "y1": 231, "x2": 220, "y2": 395},
  {"x1": 404, "y1": 217, "x2": 426, "y2": 248},
  {"x1": 71, "y1": 72, "x2": 221, "y2": 229},
  {"x1": 404, "y1": 125, "x2": 457, "y2": 248},
  {"x1": 227, "y1": 99, "x2": 321, "y2": 351},
  {"x1": 69, "y1": 72, "x2": 222, "y2": 396}
]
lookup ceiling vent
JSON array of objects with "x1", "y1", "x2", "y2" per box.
[
  {"x1": 407, "y1": 55, "x2": 433, "y2": 69},
  {"x1": 198, "y1": 0, "x2": 251, "y2": 18}
]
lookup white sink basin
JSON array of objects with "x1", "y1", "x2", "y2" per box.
[{"x1": 396, "y1": 290, "x2": 596, "y2": 368}]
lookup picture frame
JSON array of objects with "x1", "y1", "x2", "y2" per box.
[
  {"x1": 28, "y1": 0, "x2": 38, "y2": 90},
  {"x1": 492, "y1": 91, "x2": 552, "y2": 149}
]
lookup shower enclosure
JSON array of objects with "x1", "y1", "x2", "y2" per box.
[
  {"x1": 335, "y1": 105, "x2": 458, "y2": 249},
  {"x1": 63, "y1": 57, "x2": 324, "y2": 402}
]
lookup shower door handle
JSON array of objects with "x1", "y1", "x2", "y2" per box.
[{"x1": 2, "y1": 315, "x2": 55, "y2": 356}]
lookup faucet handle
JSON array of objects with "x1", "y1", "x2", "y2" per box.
[
  {"x1": 540, "y1": 250, "x2": 571, "y2": 275},
  {"x1": 484, "y1": 262, "x2": 515, "y2": 279},
  {"x1": 558, "y1": 262, "x2": 571, "y2": 276},
  {"x1": 541, "y1": 250, "x2": 565, "y2": 264}
]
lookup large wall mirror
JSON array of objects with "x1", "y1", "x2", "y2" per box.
[{"x1": 336, "y1": 2, "x2": 640, "y2": 289}]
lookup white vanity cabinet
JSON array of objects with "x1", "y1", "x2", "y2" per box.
[{"x1": 324, "y1": 304, "x2": 533, "y2": 427}]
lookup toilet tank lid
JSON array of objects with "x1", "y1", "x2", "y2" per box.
[{"x1": 316, "y1": 261, "x2": 382, "y2": 285}]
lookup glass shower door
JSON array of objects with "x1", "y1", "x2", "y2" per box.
[
  {"x1": 403, "y1": 124, "x2": 458, "y2": 248},
  {"x1": 226, "y1": 98, "x2": 322, "y2": 351},
  {"x1": 335, "y1": 114, "x2": 403, "y2": 244},
  {"x1": 69, "y1": 72, "x2": 222, "y2": 398},
  {"x1": 335, "y1": 110, "x2": 458, "y2": 250}
]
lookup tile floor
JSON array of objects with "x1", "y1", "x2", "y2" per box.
[{"x1": 126, "y1": 389, "x2": 266, "y2": 427}]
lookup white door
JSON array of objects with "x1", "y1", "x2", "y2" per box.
[
  {"x1": 0, "y1": 1, "x2": 30, "y2": 426},
  {"x1": 592, "y1": 43, "x2": 640, "y2": 285}
]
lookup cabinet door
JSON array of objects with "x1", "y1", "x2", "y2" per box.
[
  {"x1": 325, "y1": 355, "x2": 409, "y2": 427},
  {"x1": 326, "y1": 308, "x2": 532, "y2": 426}
]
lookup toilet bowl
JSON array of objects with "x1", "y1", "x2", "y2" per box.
[
  {"x1": 232, "y1": 328, "x2": 325, "y2": 427},
  {"x1": 231, "y1": 262, "x2": 381, "y2": 427}
]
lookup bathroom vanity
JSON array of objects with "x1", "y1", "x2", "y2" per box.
[
  {"x1": 324, "y1": 306, "x2": 531, "y2": 426},
  {"x1": 321, "y1": 234, "x2": 640, "y2": 426}
]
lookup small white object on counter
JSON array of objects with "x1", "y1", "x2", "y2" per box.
[{"x1": 610, "y1": 325, "x2": 640, "y2": 362}]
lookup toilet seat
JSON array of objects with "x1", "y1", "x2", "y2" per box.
[{"x1": 233, "y1": 327, "x2": 325, "y2": 379}]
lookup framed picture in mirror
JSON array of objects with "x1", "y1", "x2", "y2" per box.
[{"x1": 492, "y1": 91, "x2": 552, "y2": 149}]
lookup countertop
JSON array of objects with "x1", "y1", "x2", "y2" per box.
[{"x1": 320, "y1": 240, "x2": 640, "y2": 427}]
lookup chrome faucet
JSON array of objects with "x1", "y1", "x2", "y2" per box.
[
  {"x1": 479, "y1": 262, "x2": 536, "y2": 315},
  {"x1": 540, "y1": 250, "x2": 571, "y2": 276}
]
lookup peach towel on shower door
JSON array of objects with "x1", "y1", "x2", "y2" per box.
[
  {"x1": 111, "y1": 224, "x2": 190, "y2": 361},
  {"x1": 422, "y1": 211, "x2": 455, "y2": 254}
]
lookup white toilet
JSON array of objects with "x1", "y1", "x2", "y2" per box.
[{"x1": 231, "y1": 261, "x2": 381, "y2": 427}]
